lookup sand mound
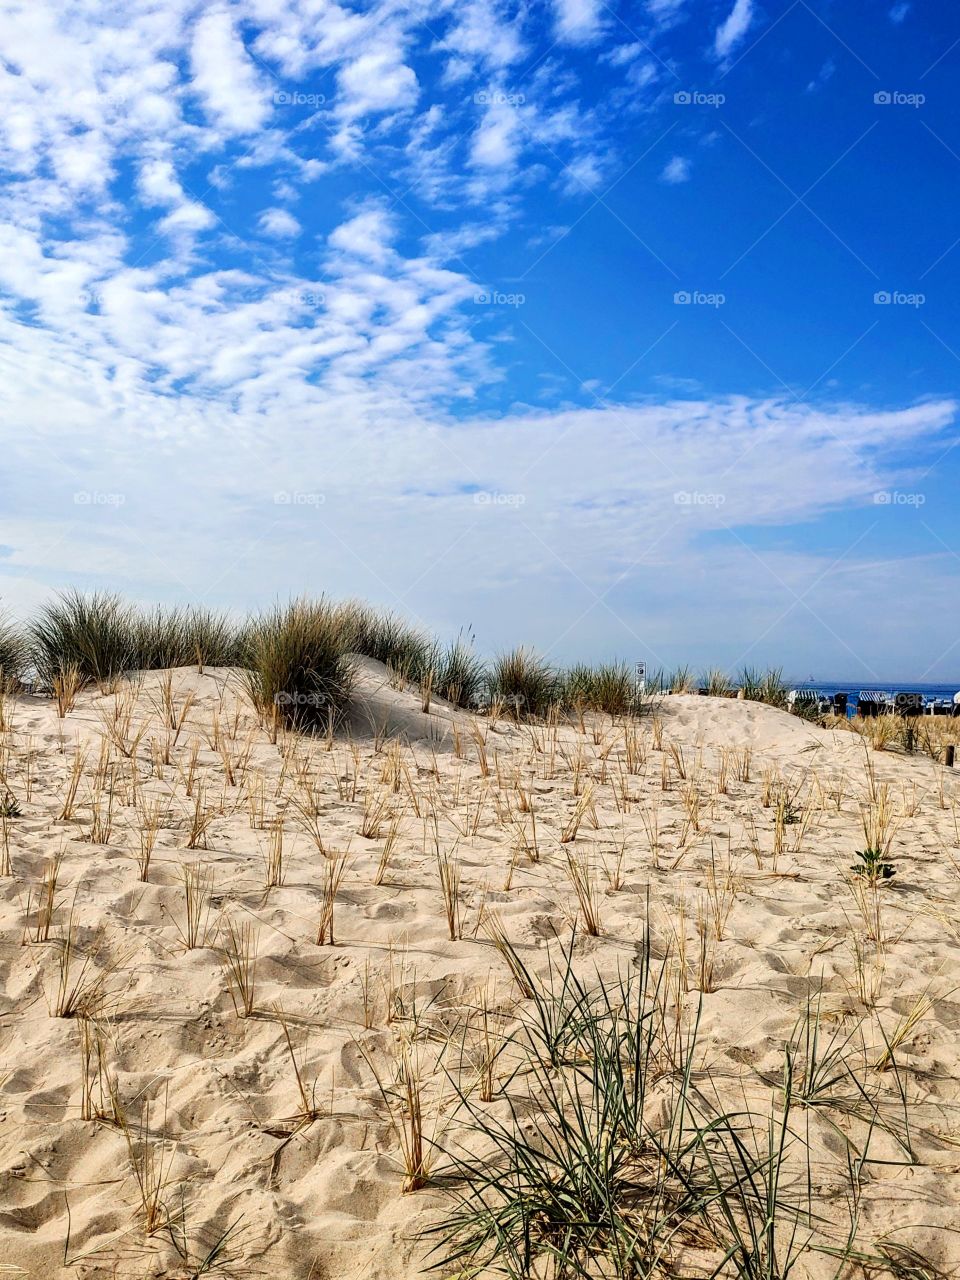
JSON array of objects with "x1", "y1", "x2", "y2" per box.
[{"x1": 346, "y1": 656, "x2": 479, "y2": 745}]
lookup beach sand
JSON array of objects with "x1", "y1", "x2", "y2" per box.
[{"x1": 1, "y1": 662, "x2": 958, "y2": 1277}]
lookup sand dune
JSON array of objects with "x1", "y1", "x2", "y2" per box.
[{"x1": 1, "y1": 666, "x2": 959, "y2": 1277}]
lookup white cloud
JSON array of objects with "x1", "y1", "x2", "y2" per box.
[
  {"x1": 440, "y1": 0, "x2": 526, "y2": 72},
  {"x1": 889, "y1": 3, "x2": 910, "y2": 22},
  {"x1": 470, "y1": 99, "x2": 521, "y2": 170},
  {"x1": 259, "y1": 207, "x2": 302, "y2": 238},
  {"x1": 137, "y1": 159, "x2": 185, "y2": 207},
  {"x1": 660, "y1": 155, "x2": 690, "y2": 183},
  {"x1": 561, "y1": 153, "x2": 605, "y2": 195},
  {"x1": 714, "y1": 0, "x2": 755, "y2": 59},
  {"x1": 806, "y1": 57, "x2": 836, "y2": 93},
  {"x1": 0, "y1": 342, "x2": 954, "y2": 674},
  {"x1": 136, "y1": 157, "x2": 216, "y2": 239},
  {"x1": 190, "y1": 8, "x2": 271, "y2": 135},
  {"x1": 553, "y1": 0, "x2": 604, "y2": 44},
  {"x1": 327, "y1": 204, "x2": 396, "y2": 264},
  {"x1": 606, "y1": 43, "x2": 645, "y2": 66},
  {"x1": 337, "y1": 48, "x2": 419, "y2": 119},
  {"x1": 159, "y1": 202, "x2": 217, "y2": 234}
]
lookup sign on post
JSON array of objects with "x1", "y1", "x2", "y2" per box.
[{"x1": 635, "y1": 661, "x2": 646, "y2": 692}]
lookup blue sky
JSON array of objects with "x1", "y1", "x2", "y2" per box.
[{"x1": 0, "y1": 0, "x2": 959, "y2": 680}]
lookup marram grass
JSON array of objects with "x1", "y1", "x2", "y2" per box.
[
  {"x1": 5, "y1": 588, "x2": 829, "y2": 729},
  {"x1": 0, "y1": 610, "x2": 27, "y2": 689}
]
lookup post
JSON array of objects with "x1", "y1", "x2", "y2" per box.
[{"x1": 946, "y1": 744, "x2": 955, "y2": 768}]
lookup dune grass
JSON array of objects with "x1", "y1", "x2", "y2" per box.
[
  {"x1": 427, "y1": 932, "x2": 839, "y2": 1280},
  {"x1": 738, "y1": 665, "x2": 789, "y2": 708},
  {"x1": 701, "y1": 666, "x2": 732, "y2": 697},
  {"x1": 240, "y1": 599, "x2": 355, "y2": 732},
  {"x1": 29, "y1": 591, "x2": 140, "y2": 690},
  {"x1": 133, "y1": 605, "x2": 243, "y2": 670},
  {"x1": 426, "y1": 932, "x2": 917, "y2": 1280},
  {"x1": 337, "y1": 606, "x2": 487, "y2": 710},
  {"x1": 0, "y1": 612, "x2": 27, "y2": 689},
  {"x1": 562, "y1": 660, "x2": 637, "y2": 715},
  {"x1": 12, "y1": 588, "x2": 854, "y2": 729},
  {"x1": 337, "y1": 600, "x2": 433, "y2": 679},
  {"x1": 488, "y1": 648, "x2": 560, "y2": 719},
  {"x1": 429, "y1": 636, "x2": 488, "y2": 709},
  {"x1": 668, "y1": 664, "x2": 696, "y2": 693},
  {"x1": 27, "y1": 591, "x2": 244, "y2": 691}
]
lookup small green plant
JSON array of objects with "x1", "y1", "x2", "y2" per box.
[
  {"x1": 898, "y1": 716, "x2": 921, "y2": 754},
  {"x1": 853, "y1": 789, "x2": 898, "y2": 883},
  {"x1": 850, "y1": 847, "x2": 896, "y2": 882},
  {"x1": 0, "y1": 792, "x2": 22, "y2": 818},
  {"x1": 772, "y1": 779, "x2": 803, "y2": 825}
]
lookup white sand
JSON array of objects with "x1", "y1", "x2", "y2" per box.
[{"x1": 1, "y1": 664, "x2": 959, "y2": 1277}]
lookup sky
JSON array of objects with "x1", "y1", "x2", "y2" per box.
[{"x1": 0, "y1": 0, "x2": 959, "y2": 682}]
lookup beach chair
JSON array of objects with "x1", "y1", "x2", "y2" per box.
[
  {"x1": 857, "y1": 691, "x2": 891, "y2": 718},
  {"x1": 893, "y1": 692, "x2": 924, "y2": 717}
]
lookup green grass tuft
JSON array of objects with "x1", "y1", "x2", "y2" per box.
[
  {"x1": 29, "y1": 591, "x2": 139, "y2": 690},
  {"x1": 738, "y1": 665, "x2": 789, "y2": 708},
  {"x1": 239, "y1": 598, "x2": 355, "y2": 731},
  {"x1": 429, "y1": 635, "x2": 488, "y2": 709},
  {"x1": 701, "y1": 666, "x2": 732, "y2": 697},
  {"x1": 562, "y1": 661, "x2": 636, "y2": 715},
  {"x1": 0, "y1": 611, "x2": 27, "y2": 690},
  {"x1": 488, "y1": 648, "x2": 559, "y2": 719},
  {"x1": 134, "y1": 605, "x2": 242, "y2": 670},
  {"x1": 668, "y1": 664, "x2": 696, "y2": 693},
  {"x1": 428, "y1": 932, "x2": 818, "y2": 1280},
  {"x1": 337, "y1": 600, "x2": 433, "y2": 679}
]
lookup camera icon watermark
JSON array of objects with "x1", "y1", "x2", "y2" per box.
[
  {"x1": 873, "y1": 490, "x2": 925, "y2": 506},
  {"x1": 74, "y1": 491, "x2": 125, "y2": 507},
  {"x1": 274, "y1": 90, "x2": 326, "y2": 108},
  {"x1": 674, "y1": 90, "x2": 725, "y2": 107},
  {"x1": 274, "y1": 691, "x2": 330, "y2": 708},
  {"x1": 674, "y1": 290, "x2": 725, "y2": 308},
  {"x1": 674, "y1": 491, "x2": 726, "y2": 507},
  {"x1": 277, "y1": 288, "x2": 326, "y2": 309},
  {"x1": 874, "y1": 90, "x2": 925, "y2": 107},
  {"x1": 473, "y1": 491, "x2": 526, "y2": 507},
  {"x1": 474, "y1": 89, "x2": 525, "y2": 107},
  {"x1": 274, "y1": 491, "x2": 326, "y2": 507},
  {"x1": 874, "y1": 290, "x2": 925, "y2": 307},
  {"x1": 474, "y1": 290, "x2": 526, "y2": 307}
]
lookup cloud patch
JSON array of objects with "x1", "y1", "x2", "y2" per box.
[
  {"x1": 661, "y1": 155, "x2": 691, "y2": 183},
  {"x1": 714, "y1": 0, "x2": 755, "y2": 59},
  {"x1": 259, "y1": 208, "x2": 302, "y2": 238}
]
